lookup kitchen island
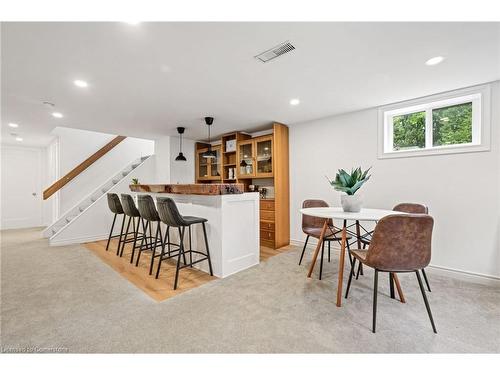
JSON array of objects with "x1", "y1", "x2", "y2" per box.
[{"x1": 129, "y1": 184, "x2": 260, "y2": 278}]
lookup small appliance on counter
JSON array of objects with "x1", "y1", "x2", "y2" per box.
[{"x1": 258, "y1": 186, "x2": 275, "y2": 199}]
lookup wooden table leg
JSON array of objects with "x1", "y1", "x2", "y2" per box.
[
  {"x1": 392, "y1": 273, "x2": 406, "y2": 303},
  {"x1": 307, "y1": 220, "x2": 328, "y2": 278},
  {"x1": 336, "y1": 224, "x2": 347, "y2": 307}
]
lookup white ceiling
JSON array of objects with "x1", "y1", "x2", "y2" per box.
[{"x1": 2, "y1": 22, "x2": 499, "y2": 147}]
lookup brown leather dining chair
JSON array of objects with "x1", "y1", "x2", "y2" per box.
[
  {"x1": 359, "y1": 203, "x2": 432, "y2": 292},
  {"x1": 345, "y1": 214, "x2": 437, "y2": 333},
  {"x1": 299, "y1": 199, "x2": 352, "y2": 280}
]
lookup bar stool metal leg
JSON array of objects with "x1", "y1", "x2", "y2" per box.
[
  {"x1": 201, "y1": 222, "x2": 214, "y2": 276},
  {"x1": 130, "y1": 218, "x2": 142, "y2": 264},
  {"x1": 118, "y1": 216, "x2": 132, "y2": 256},
  {"x1": 106, "y1": 213, "x2": 117, "y2": 251},
  {"x1": 116, "y1": 214, "x2": 126, "y2": 254},
  {"x1": 174, "y1": 226, "x2": 186, "y2": 290},
  {"x1": 188, "y1": 225, "x2": 193, "y2": 267}
]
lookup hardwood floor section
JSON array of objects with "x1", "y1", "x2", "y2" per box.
[
  {"x1": 84, "y1": 239, "x2": 216, "y2": 302},
  {"x1": 83, "y1": 239, "x2": 292, "y2": 302},
  {"x1": 260, "y1": 245, "x2": 291, "y2": 261}
]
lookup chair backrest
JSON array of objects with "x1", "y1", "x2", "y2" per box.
[
  {"x1": 302, "y1": 199, "x2": 333, "y2": 230},
  {"x1": 366, "y1": 214, "x2": 434, "y2": 272},
  {"x1": 107, "y1": 193, "x2": 124, "y2": 214},
  {"x1": 393, "y1": 203, "x2": 428, "y2": 214},
  {"x1": 156, "y1": 197, "x2": 185, "y2": 227},
  {"x1": 137, "y1": 195, "x2": 160, "y2": 221},
  {"x1": 120, "y1": 194, "x2": 140, "y2": 217}
]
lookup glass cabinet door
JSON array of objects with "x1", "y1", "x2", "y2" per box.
[
  {"x1": 255, "y1": 136, "x2": 273, "y2": 177},
  {"x1": 209, "y1": 146, "x2": 221, "y2": 178},
  {"x1": 238, "y1": 141, "x2": 255, "y2": 178},
  {"x1": 198, "y1": 149, "x2": 209, "y2": 179}
]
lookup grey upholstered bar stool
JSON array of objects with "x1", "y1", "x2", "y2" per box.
[
  {"x1": 156, "y1": 197, "x2": 213, "y2": 290},
  {"x1": 106, "y1": 193, "x2": 126, "y2": 254},
  {"x1": 119, "y1": 194, "x2": 144, "y2": 263},
  {"x1": 136, "y1": 195, "x2": 165, "y2": 275}
]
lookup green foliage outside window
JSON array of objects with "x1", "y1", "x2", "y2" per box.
[
  {"x1": 392, "y1": 111, "x2": 426, "y2": 150},
  {"x1": 432, "y1": 102, "x2": 472, "y2": 146}
]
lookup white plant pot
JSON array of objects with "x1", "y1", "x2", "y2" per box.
[{"x1": 341, "y1": 194, "x2": 363, "y2": 212}]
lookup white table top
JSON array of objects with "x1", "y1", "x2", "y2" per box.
[{"x1": 300, "y1": 207, "x2": 402, "y2": 221}]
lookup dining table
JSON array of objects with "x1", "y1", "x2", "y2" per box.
[{"x1": 299, "y1": 207, "x2": 406, "y2": 307}]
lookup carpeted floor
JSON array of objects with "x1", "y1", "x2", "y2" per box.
[{"x1": 1, "y1": 227, "x2": 499, "y2": 353}]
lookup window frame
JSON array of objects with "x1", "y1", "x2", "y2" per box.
[{"x1": 378, "y1": 84, "x2": 491, "y2": 159}]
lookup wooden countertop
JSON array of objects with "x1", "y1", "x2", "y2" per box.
[{"x1": 129, "y1": 183, "x2": 244, "y2": 195}]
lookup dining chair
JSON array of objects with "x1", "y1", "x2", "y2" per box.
[
  {"x1": 345, "y1": 214, "x2": 437, "y2": 333},
  {"x1": 299, "y1": 199, "x2": 352, "y2": 280},
  {"x1": 359, "y1": 203, "x2": 432, "y2": 291}
]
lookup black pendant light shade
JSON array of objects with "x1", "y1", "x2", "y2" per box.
[
  {"x1": 202, "y1": 116, "x2": 217, "y2": 159},
  {"x1": 175, "y1": 126, "x2": 187, "y2": 161}
]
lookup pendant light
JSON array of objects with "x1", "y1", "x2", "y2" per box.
[
  {"x1": 175, "y1": 127, "x2": 187, "y2": 161},
  {"x1": 202, "y1": 116, "x2": 217, "y2": 159}
]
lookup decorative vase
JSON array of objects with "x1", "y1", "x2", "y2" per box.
[{"x1": 341, "y1": 194, "x2": 362, "y2": 212}]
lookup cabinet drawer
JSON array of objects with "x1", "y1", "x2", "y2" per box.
[
  {"x1": 260, "y1": 221, "x2": 275, "y2": 232},
  {"x1": 260, "y1": 200, "x2": 275, "y2": 211},
  {"x1": 261, "y1": 238, "x2": 275, "y2": 248},
  {"x1": 260, "y1": 210, "x2": 275, "y2": 221},
  {"x1": 260, "y1": 230, "x2": 275, "y2": 242}
]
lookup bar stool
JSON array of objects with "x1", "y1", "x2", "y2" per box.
[
  {"x1": 156, "y1": 197, "x2": 213, "y2": 290},
  {"x1": 119, "y1": 194, "x2": 144, "y2": 263},
  {"x1": 136, "y1": 195, "x2": 165, "y2": 275},
  {"x1": 106, "y1": 193, "x2": 126, "y2": 253}
]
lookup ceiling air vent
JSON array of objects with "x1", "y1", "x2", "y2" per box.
[{"x1": 255, "y1": 41, "x2": 295, "y2": 63}]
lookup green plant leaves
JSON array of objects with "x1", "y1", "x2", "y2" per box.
[{"x1": 327, "y1": 166, "x2": 371, "y2": 196}]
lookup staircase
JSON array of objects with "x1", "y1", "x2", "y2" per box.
[{"x1": 43, "y1": 155, "x2": 151, "y2": 239}]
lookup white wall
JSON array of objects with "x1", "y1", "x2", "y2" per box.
[
  {"x1": 290, "y1": 81, "x2": 500, "y2": 278},
  {"x1": 153, "y1": 135, "x2": 195, "y2": 184},
  {"x1": 52, "y1": 127, "x2": 154, "y2": 215}
]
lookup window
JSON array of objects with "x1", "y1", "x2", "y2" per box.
[{"x1": 378, "y1": 84, "x2": 491, "y2": 158}]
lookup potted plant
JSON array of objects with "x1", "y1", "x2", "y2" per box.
[
  {"x1": 131, "y1": 178, "x2": 139, "y2": 185},
  {"x1": 327, "y1": 167, "x2": 371, "y2": 212}
]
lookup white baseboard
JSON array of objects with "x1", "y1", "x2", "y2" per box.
[
  {"x1": 49, "y1": 233, "x2": 109, "y2": 246},
  {"x1": 290, "y1": 238, "x2": 500, "y2": 285}
]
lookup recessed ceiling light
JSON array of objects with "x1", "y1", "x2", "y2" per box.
[
  {"x1": 52, "y1": 112, "x2": 63, "y2": 118},
  {"x1": 425, "y1": 56, "x2": 445, "y2": 66},
  {"x1": 290, "y1": 98, "x2": 300, "y2": 106},
  {"x1": 74, "y1": 79, "x2": 88, "y2": 88},
  {"x1": 8, "y1": 123, "x2": 19, "y2": 128},
  {"x1": 15, "y1": 137, "x2": 23, "y2": 142}
]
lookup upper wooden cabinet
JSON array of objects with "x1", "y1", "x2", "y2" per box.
[
  {"x1": 237, "y1": 135, "x2": 273, "y2": 179},
  {"x1": 196, "y1": 145, "x2": 221, "y2": 181}
]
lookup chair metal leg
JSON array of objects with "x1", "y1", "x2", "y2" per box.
[
  {"x1": 345, "y1": 258, "x2": 356, "y2": 298},
  {"x1": 136, "y1": 220, "x2": 149, "y2": 267},
  {"x1": 154, "y1": 222, "x2": 166, "y2": 279},
  {"x1": 422, "y1": 268, "x2": 431, "y2": 292},
  {"x1": 119, "y1": 216, "x2": 132, "y2": 256},
  {"x1": 130, "y1": 218, "x2": 141, "y2": 264},
  {"x1": 116, "y1": 214, "x2": 126, "y2": 255},
  {"x1": 373, "y1": 269, "x2": 379, "y2": 333},
  {"x1": 149, "y1": 222, "x2": 160, "y2": 275},
  {"x1": 328, "y1": 241, "x2": 331, "y2": 263},
  {"x1": 416, "y1": 270, "x2": 437, "y2": 333},
  {"x1": 356, "y1": 262, "x2": 362, "y2": 280},
  {"x1": 202, "y1": 222, "x2": 214, "y2": 276},
  {"x1": 298, "y1": 235, "x2": 310, "y2": 265},
  {"x1": 173, "y1": 226, "x2": 186, "y2": 290},
  {"x1": 319, "y1": 240, "x2": 325, "y2": 280},
  {"x1": 389, "y1": 273, "x2": 395, "y2": 299},
  {"x1": 178, "y1": 227, "x2": 187, "y2": 265},
  {"x1": 106, "y1": 213, "x2": 117, "y2": 250},
  {"x1": 188, "y1": 225, "x2": 193, "y2": 267}
]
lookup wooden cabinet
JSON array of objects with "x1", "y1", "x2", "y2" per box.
[
  {"x1": 195, "y1": 123, "x2": 289, "y2": 250},
  {"x1": 195, "y1": 145, "x2": 221, "y2": 181},
  {"x1": 237, "y1": 135, "x2": 273, "y2": 179}
]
